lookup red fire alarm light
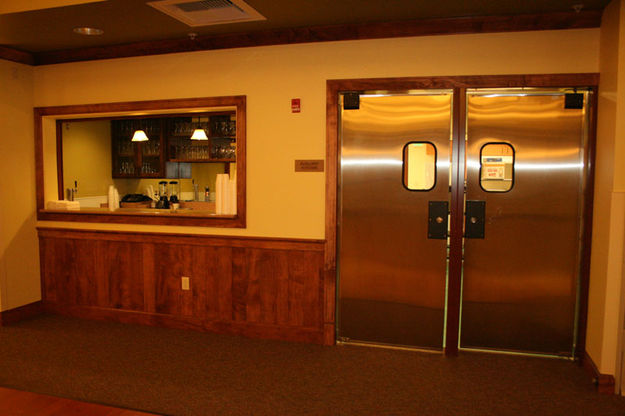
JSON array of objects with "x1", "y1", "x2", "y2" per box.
[{"x1": 291, "y1": 98, "x2": 301, "y2": 113}]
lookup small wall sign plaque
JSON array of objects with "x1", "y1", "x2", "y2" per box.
[{"x1": 295, "y1": 160, "x2": 324, "y2": 172}]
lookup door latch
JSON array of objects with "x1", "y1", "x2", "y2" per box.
[
  {"x1": 428, "y1": 201, "x2": 448, "y2": 239},
  {"x1": 465, "y1": 200, "x2": 486, "y2": 239}
]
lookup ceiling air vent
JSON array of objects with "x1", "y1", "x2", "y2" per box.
[{"x1": 147, "y1": 0, "x2": 265, "y2": 27}]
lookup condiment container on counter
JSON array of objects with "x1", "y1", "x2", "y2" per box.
[
  {"x1": 193, "y1": 183, "x2": 199, "y2": 202},
  {"x1": 169, "y1": 181, "x2": 180, "y2": 210},
  {"x1": 156, "y1": 181, "x2": 169, "y2": 209}
]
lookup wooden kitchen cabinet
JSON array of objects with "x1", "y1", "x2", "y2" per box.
[
  {"x1": 111, "y1": 118, "x2": 165, "y2": 178},
  {"x1": 111, "y1": 112, "x2": 237, "y2": 178},
  {"x1": 166, "y1": 112, "x2": 236, "y2": 163}
]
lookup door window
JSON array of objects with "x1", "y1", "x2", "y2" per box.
[
  {"x1": 480, "y1": 143, "x2": 514, "y2": 192},
  {"x1": 403, "y1": 142, "x2": 436, "y2": 191}
]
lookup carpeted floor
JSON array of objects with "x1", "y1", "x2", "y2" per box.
[{"x1": 1, "y1": 314, "x2": 625, "y2": 416}]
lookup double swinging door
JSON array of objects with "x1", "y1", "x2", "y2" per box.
[{"x1": 336, "y1": 83, "x2": 593, "y2": 357}]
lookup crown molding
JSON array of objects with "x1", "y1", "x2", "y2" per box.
[{"x1": 0, "y1": 45, "x2": 35, "y2": 65}]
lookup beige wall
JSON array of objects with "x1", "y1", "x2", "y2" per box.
[
  {"x1": 588, "y1": 0, "x2": 625, "y2": 382},
  {"x1": 0, "y1": 59, "x2": 39, "y2": 312},
  {"x1": 62, "y1": 120, "x2": 111, "y2": 197}
]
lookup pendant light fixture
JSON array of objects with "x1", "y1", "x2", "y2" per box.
[
  {"x1": 131, "y1": 129, "x2": 149, "y2": 142},
  {"x1": 131, "y1": 120, "x2": 149, "y2": 142},
  {"x1": 190, "y1": 117, "x2": 208, "y2": 141}
]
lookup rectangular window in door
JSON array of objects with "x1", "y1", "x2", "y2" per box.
[{"x1": 403, "y1": 142, "x2": 437, "y2": 191}]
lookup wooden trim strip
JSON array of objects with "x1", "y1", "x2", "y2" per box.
[
  {"x1": 236, "y1": 96, "x2": 247, "y2": 229},
  {"x1": 37, "y1": 211, "x2": 246, "y2": 228},
  {"x1": 34, "y1": 108, "x2": 45, "y2": 219},
  {"x1": 324, "y1": 80, "x2": 340, "y2": 345},
  {"x1": 445, "y1": 88, "x2": 466, "y2": 356},
  {"x1": 0, "y1": 45, "x2": 35, "y2": 65},
  {"x1": 142, "y1": 243, "x2": 156, "y2": 314},
  {"x1": 37, "y1": 227, "x2": 325, "y2": 251},
  {"x1": 43, "y1": 302, "x2": 326, "y2": 344},
  {"x1": 582, "y1": 351, "x2": 616, "y2": 394},
  {"x1": 327, "y1": 73, "x2": 600, "y2": 91},
  {"x1": 56, "y1": 120, "x2": 64, "y2": 201},
  {"x1": 33, "y1": 10, "x2": 602, "y2": 66},
  {"x1": 576, "y1": 88, "x2": 599, "y2": 358},
  {"x1": 34, "y1": 95, "x2": 246, "y2": 117},
  {"x1": 0, "y1": 301, "x2": 43, "y2": 326}
]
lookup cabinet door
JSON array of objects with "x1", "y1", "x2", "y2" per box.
[
  {"x1": 112, "y1": 119, "x2": 164, "y2": 178},
  {"x1": 112, "y1": 120, "x2": 139, "y2": 177},
  {"x1": 139, "y1": 126, "x2": 164, "y2": 177},
  {"x1": 165, "y1": 114, "x2": 236, "y2": 163},
  {"x1": 209, "y1": 114, "x2": 237, "y2": 162}
]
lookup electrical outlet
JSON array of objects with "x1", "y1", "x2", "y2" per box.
[{"x1": 181, "y1": 276, "x2": 190, "y2": 291}]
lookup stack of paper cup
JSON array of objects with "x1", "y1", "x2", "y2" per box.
[
  {"x1": 108, "y1": 185, "x2": 120, "y2": 211},
  {"x1": 215, "y1": 174, "x2": 237, "y2": 215}
]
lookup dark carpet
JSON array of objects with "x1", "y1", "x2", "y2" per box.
[{"x1": 1, "y1": 314, "x2": 625, "y2": 416}]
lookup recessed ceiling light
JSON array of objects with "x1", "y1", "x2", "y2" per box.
[{"x1": 73, "y1": 27, "x2": 104, "y2": 36}]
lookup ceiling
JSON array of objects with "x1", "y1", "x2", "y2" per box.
[{"x1": 0, "y1": 0, "x2": 610, "y2": 55}]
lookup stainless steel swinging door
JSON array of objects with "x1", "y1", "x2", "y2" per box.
[
  {"x1": 338, "y1": 91, "x2": 453, "y2": 350},
  {"x1": 460, "y1": 90, "x2": 590, "y2": 356},
  {"x1": 336, "y1": 85, "x2": 592, "y2": 356}
]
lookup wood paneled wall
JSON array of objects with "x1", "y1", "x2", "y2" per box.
[{"x1": 38, "y1": 228, "x2": 329, "y2": 344}]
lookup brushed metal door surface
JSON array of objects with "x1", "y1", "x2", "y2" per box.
[
  {"x1": 461, "y1": 91, "x2": 588, "y2": 356},
  {"x1": 338, "y1": 92, "x2": 452, "y2": 349}
]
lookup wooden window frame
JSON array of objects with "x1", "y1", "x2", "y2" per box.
[{"x1": 35, "y1": 96, "x2": 247, "y2": 228}]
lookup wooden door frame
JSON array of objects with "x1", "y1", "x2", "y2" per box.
[{"x1": 325, "y1": 73, "x2": 599, "y2": 356}]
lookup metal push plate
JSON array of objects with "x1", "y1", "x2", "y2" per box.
[
  {"x1": 465, "y1": 200, "x2": 486, "y2": 239},
  {"x1": 428, "y1": 201, "x2": 448, "y2": 239}
]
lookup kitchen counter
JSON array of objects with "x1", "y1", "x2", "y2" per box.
[
  {"x1": 42, "y1": 200, "x2": 226, "y2": 216},
  {"x1": 41, "y1": 206, "x2": 234, "y2": 217}
]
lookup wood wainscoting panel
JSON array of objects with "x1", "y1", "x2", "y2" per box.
[
  {"x1": 151, "y1": 244, "x2": 324, "y2": 329},
  {"x1": 38, "y1": 228, "x2": 327, "y2": 344},
  {"x1": 40, "y1": 237, "x2": 144, "y2": 311}
]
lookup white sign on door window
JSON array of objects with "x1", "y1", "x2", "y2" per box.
[{"x1": 483, "y1": 164, "x2": 505, "y2": 180}]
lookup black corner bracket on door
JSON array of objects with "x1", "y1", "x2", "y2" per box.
[
  {"x1": 465, "y1": 200, "x2": 486, "y2": 239},
  {"x1": 343, "y1": 93, "x2": 360, "y2": 110},
  {"x1": 428, "y1": 201, "x2": 448, "y2": 239}
]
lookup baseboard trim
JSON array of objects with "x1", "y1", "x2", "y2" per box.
[
  {"x1": 43, "y1": 302, "x2": 326, "y2": 345},
  {"x1": 582, "y1": 350, "x2": 615, "y2": 394},
  {"x1": 0, "y1": 301, "x2": 43, "y2": 326}
]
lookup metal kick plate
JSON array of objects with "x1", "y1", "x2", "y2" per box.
[
  {"x1": 465, "y1": 200, "x2": 485, "y2": 239},
  {"x1": 428, "y1": 201, "x2": 448, "y2": 239}
]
